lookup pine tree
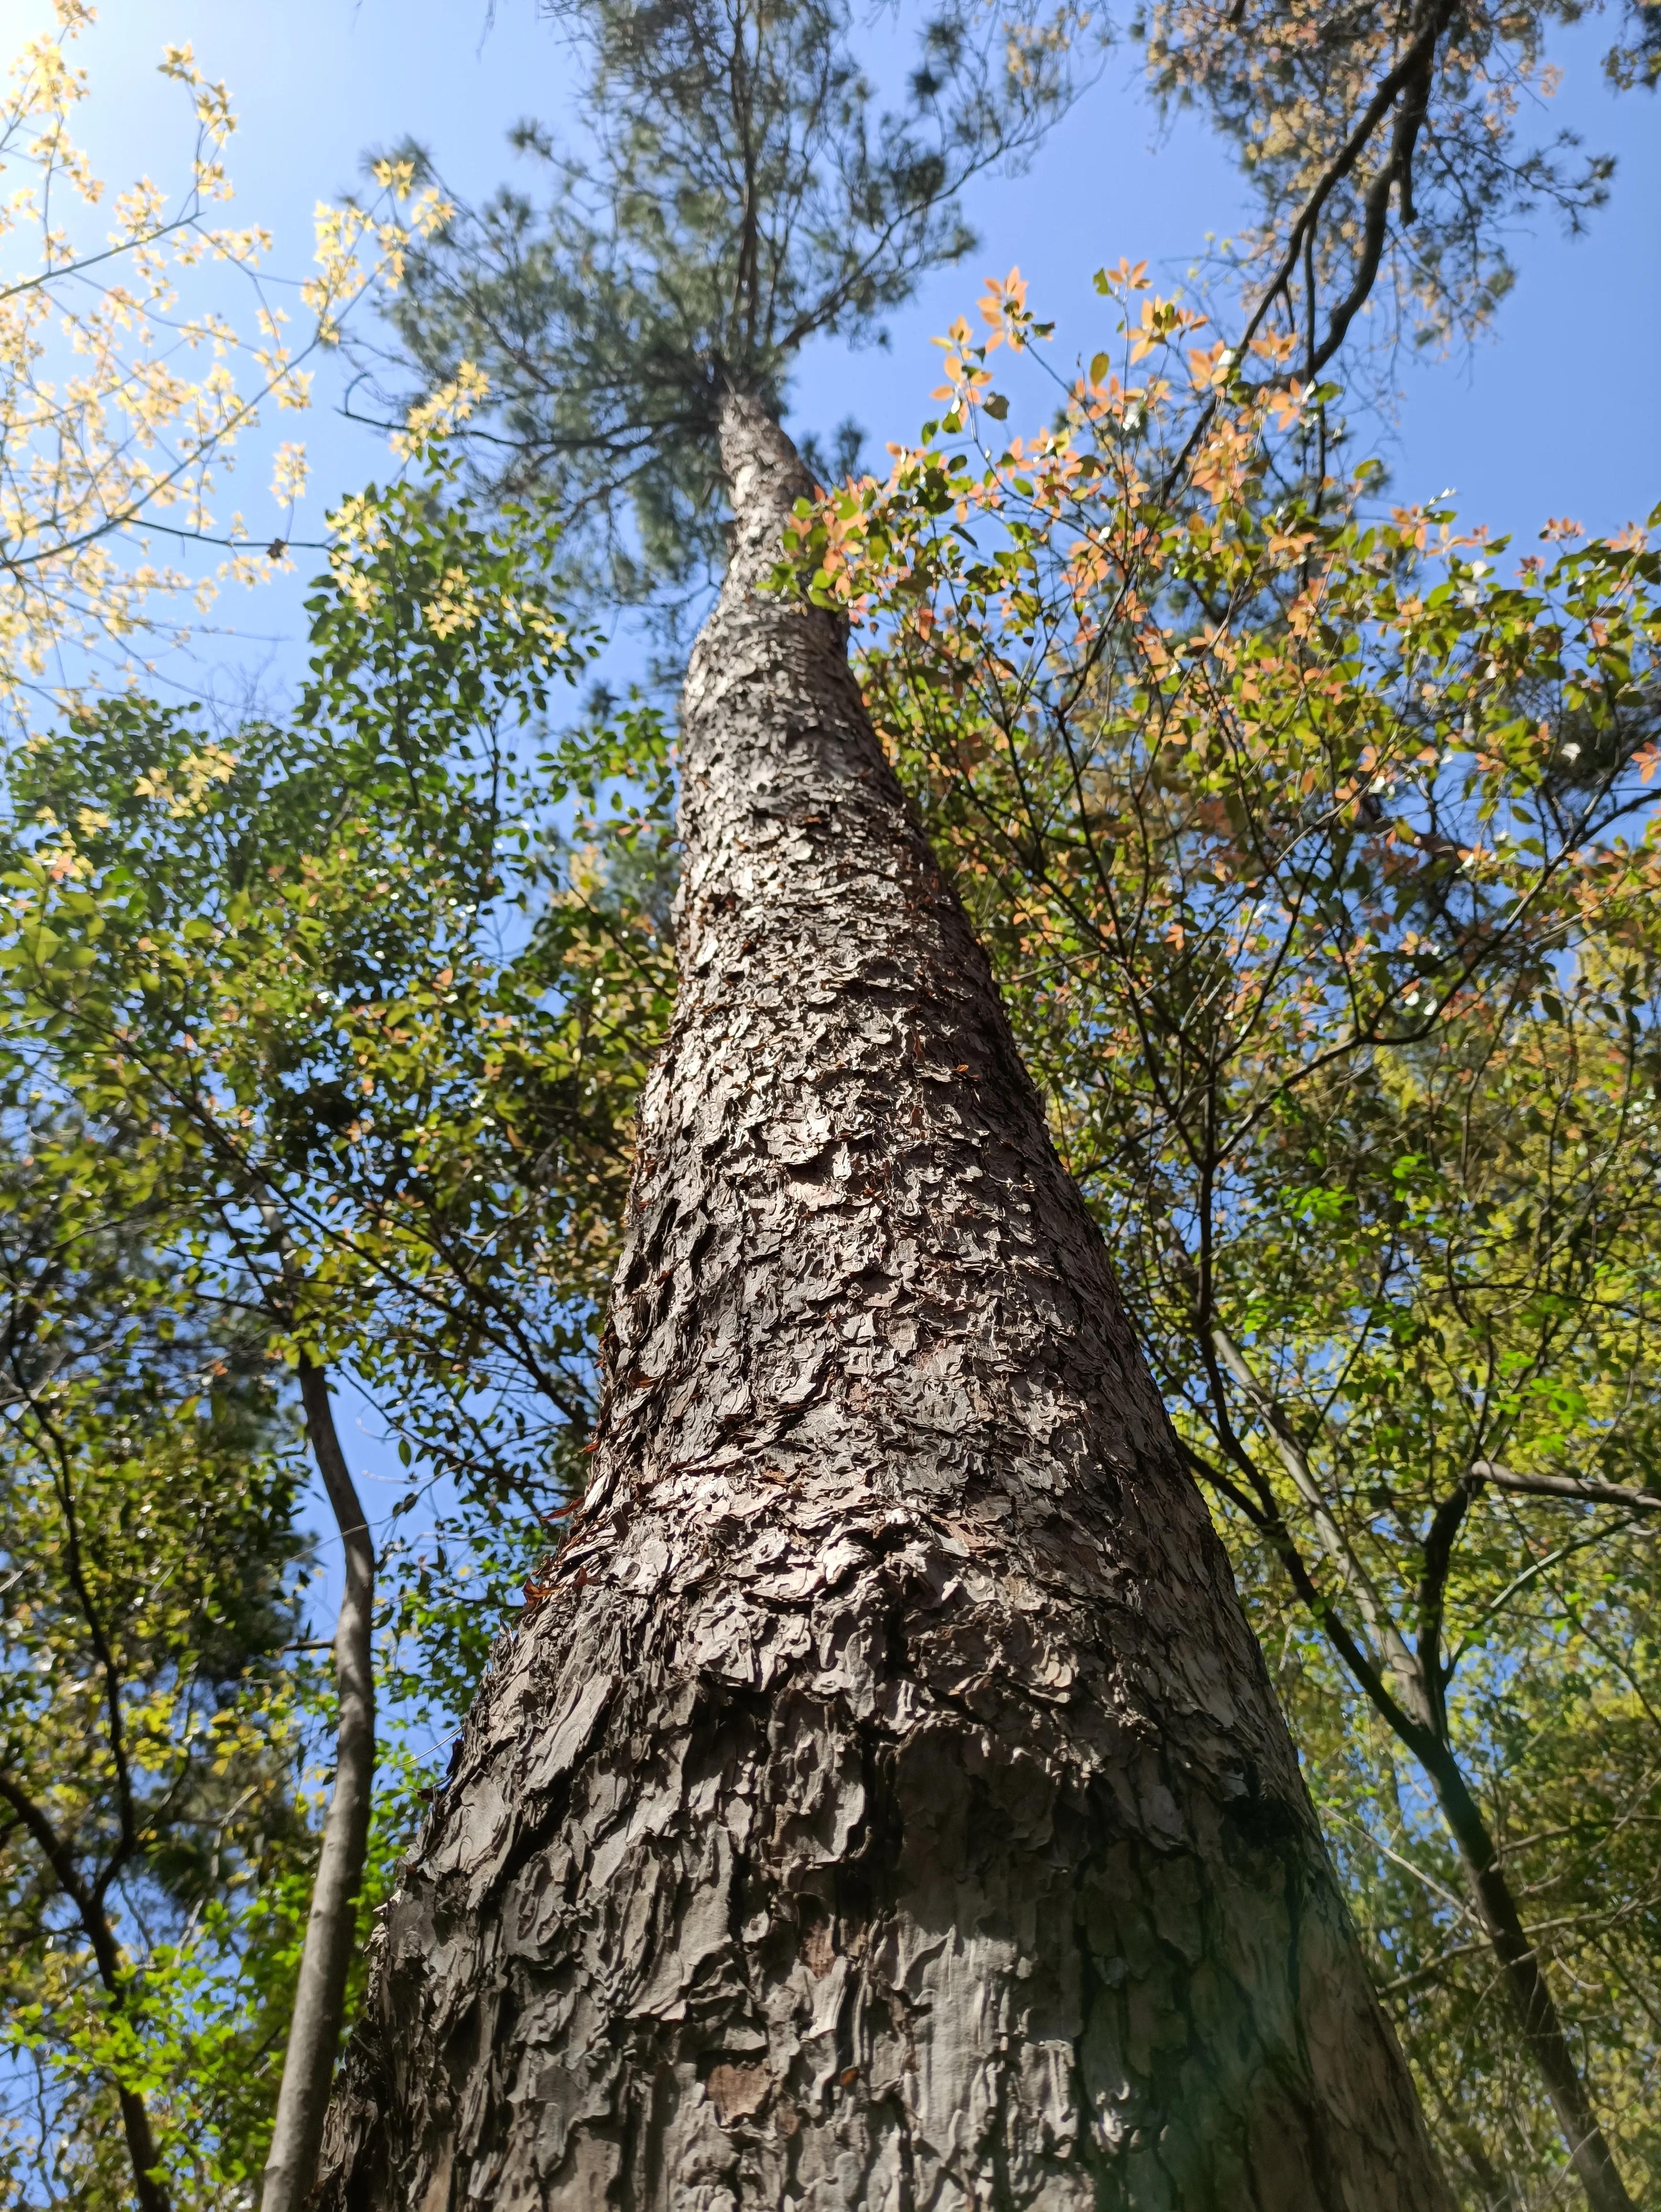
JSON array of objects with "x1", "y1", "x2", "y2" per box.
[
  {"x1": 353, "y1": 0, "x2": 1074, "y2": 619},
  {"x1": 312, "y1": 387, "x2": 1451, "y2": 2208}
]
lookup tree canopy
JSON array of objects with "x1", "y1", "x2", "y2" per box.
[
  {"x1": 352, "y1": 0, "x2": 1083, "y2": 614},
  {"x1": 1, "y1": 4, "x2": 1658, "y2": 2206},
  {"x1": 0, "y1": 441, "x2": 673, "y2": 2199}
]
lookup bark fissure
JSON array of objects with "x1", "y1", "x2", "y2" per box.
[{"x1": 314, "y1": 390, "x2": 1450, "y2": 2209}]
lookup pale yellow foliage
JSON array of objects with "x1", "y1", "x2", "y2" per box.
[
  {"x1": 133, "y1": 739, "x2": 236, "y2": 816},
  {"x1": 0, "y1": 9, "x2": 454, "y2": 731},
  {"x1": 388, "y1": 358, "x2": 492, "y2": 459}
]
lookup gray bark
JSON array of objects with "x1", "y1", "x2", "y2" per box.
[
  {"x1": 1469, "y1": 1458, "x2": 1661, "y2": 1514},
  {"x1": 261, "y1": 1359, "x2": 375, "y2": 2212},
  {"x1": 313, "y1": 392, "x2": 1450, "y2": 2211}
]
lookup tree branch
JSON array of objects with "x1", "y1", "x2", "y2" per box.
[{"x1": 1470, "y1": 1459, "x2": 1661, "y2": 1515}]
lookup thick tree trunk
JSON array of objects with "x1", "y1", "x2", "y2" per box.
[
  {"x1": 261, "y1": 1359, "x2": 376, "y2": 2212},
  {"x1": 314, "y1": 394, "x2": 1449, "y2": 2210}
]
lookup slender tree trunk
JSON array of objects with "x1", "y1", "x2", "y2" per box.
[
  {"x1": 314, "y1": 393, "x2": 1449, "y2": 2210},
  {"x1": 85, "y1": 1902, "x2": 172, "y2": 2212},
  {"x1": 1421, "y1": 1745, "x2": 1633, "y2": 2212},
  {"x1": 74, "y1": 1903, "x2": 173, "y2": 2212},
  {"x1": 113, "y1": 2086, "x2": 170, "y2": 2212},
  {"x1": 261, "y1": 1359, "x2": 375, "y2": 2212}
]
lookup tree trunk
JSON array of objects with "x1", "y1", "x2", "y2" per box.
[
  {"x1": 261, "y1": 1359, "x2": 376, "y2": 2212},
  {"x1": 313, "y1": 393, "x2": 1450, "y2": 2211}
]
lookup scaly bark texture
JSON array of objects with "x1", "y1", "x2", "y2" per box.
[{"x1": 314, "y1": 394, "x2": 1451, "y2": 2211}]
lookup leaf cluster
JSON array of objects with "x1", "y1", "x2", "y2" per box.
[
  {"x1": 1128, "y1": 0, "x2": 1629, "y2": 393},
  {"x1": 0, "y1": 1082, "x2": 314, "y2": 2206},
  {"x1": 0, "y1": 456, "x2": 677, "y2": 2194}
]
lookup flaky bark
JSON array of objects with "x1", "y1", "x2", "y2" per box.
[
  {"x1": 261, "y1": 1359, "x2": 375, "y2": 2212},
  {"x1": 314, "y1": 392, "x2": 1450, "y2": 2210}
]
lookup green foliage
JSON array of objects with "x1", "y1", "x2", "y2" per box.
[
  {"x1": 0, "y1": 1084, "x2": 312, "y2": 2204},
  {"x1": 1, "y1": 457, "x2": 675, "y2": 1696},
  {"x1": 0, "y1": 454, "x2": 677, "y2": 2198},
  {"x1": 359, "y1": 0, "x2": 1081, "y2": 615},
  {"x1": 1129, "y1": 0, "x2": 1624, "y2": 380},
  {"x1": 3, "y1": 141, "x2": 1657, "y2": 2193}
]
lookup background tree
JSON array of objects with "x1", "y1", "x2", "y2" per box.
[
  {"x1": 1128, "y1": 0, "x2": 1644, "y2": 397},
  {"x1": 0, "y1": 1088, "x2": 310, "y2": 2210},
  {"x1": 802, "y1": 268, "x2": 1661, "y2": 2203},
  {"x1": 0, "y1": 441, "x2": 674, "y2": 2204}
]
